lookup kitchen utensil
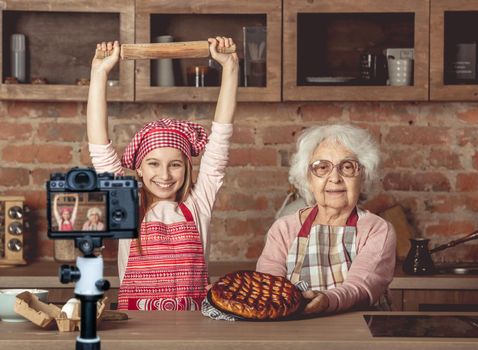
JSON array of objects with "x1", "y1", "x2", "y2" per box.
[
  {"x1": 0, "y1": 289, "x2": 48, "y2": 322},
  {"x1": 359, "y1": 52, "x2": 387, "y2": 85},
  {"x1": 186, "y1": 65, "x2": 209, "y2": 87},
  {"x1": 11, "y1": 34, "x2": 26, "y2": 83},
  {"x1": 402, "y1": 238, "x2": 435, "y2": 275},
  {"x1": 98, "y1": 41, "x2": 236, "y2": 60},
  {"x1": 0, "y1": 196, "x2": 27, "y2": 267},
  {"x1": 152, "y1": 35, "x2": 175, "y2": 87},
  {"x1": 387, "y1": 57, "x2": 413, "y2": 86},
  {"x1": 429, "y1": 229, "x2": 478, "y2": 254},
  {"x1": 378, "y1": 205, "x2": 414, "y2": 260},
  {"x1": 403, "y1": 229, "x2": 478, "y2": 275}
]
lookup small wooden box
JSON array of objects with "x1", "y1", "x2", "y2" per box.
[{"x1": 0, "y1": 196, "x2": 27, "y2": 266}]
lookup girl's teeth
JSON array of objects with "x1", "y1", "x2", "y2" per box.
[{"x1": 154, "y1": 182, "x2": 172, "y2": 188}]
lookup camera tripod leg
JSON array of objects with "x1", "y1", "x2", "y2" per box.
[{"x1": 76, "y1": 294, "x2": 102, "y2": 350}]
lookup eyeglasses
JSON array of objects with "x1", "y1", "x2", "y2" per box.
[{"x1": 309, "y1": 159, "x2": 362, "y2": 178}]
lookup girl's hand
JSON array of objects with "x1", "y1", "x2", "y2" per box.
[
  {"x1": 208, "y1": 37, "x2": 239, "y2": 70},
  {"x1": 302, "y1": 290, "x2": 329, "y2": 315},
  {"x1": 91, "y1": 41, "x2": 120, "y2": 76}
]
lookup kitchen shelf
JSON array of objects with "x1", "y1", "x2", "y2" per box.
[
  {"x1": 0, "y1": 0, "x2": 134, "y2": 102},
  {"x1": 283, "y1": 0, "x2": 429, "y2": 101},
  {"x1": 135, "y1": 0, "x2": 281, "y2": 102},
  {"x1": 2, "y1": 1, "x2": 478, "y2": 102},
  {"x1": 430, "y1": 0, "x2": 478, "y2": 101}
]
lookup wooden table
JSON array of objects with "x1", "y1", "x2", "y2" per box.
[{"x1": 1, "y1": 311, "x2": 477, "y2": 349}]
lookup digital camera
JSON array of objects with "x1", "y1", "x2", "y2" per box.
[{"x1": 47, "y1": 168, "x2": 139, "y2": 240}]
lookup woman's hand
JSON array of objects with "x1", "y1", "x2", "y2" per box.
[
  {"x1": 302, "y1": 290, "x2": 329, "y2": 314},
  {"x1": 208, "y1": 36, "x2": 239, "y2": 70},
  {"x1": 91, "y1": 41, "x2": 120, "y2": 76}
]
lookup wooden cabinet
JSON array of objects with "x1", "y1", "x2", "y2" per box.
[
  {"x1": 0, "y1": 0, "x2": 135, "y2": 101},
  {"x1": 283, "y1": 0, "x2": 429, "y2": 101},
  {"x1": 134, "y1": 0, "x2": 281, "y2": 102},
  {"x1": 430, "y1": 0, "x2": 478, "y2": 100},
  {"x1": 3, "y1": 1, "x2": 478, "y2": 102},
  {"x1": 389, "y1": 271, "x2": 478, "y2": 311}
]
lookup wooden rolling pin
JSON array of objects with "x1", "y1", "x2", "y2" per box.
[{"x1": 98, "y1": 41, "x2": 236, "y2": 60}]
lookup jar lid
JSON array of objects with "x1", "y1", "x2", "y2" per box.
[{"x1": 11, "y1": 34, "x2": 26, "y2": 51}]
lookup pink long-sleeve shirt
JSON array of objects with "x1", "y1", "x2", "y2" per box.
[
  {"x1": 256, "y1": 208, "x2": 396, "y2": 313},
  {"x1": 89, "y1": 122, "x2": 233, "y2": 283}
]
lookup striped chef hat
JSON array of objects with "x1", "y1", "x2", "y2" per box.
[{"x1": 121, "y1": 118, "x2": 208, "y2": 170}]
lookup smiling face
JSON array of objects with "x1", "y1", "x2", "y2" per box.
[
  {"x1": 89, "y1": 213, "x2": 100, "y2": 224},
  {"x1": 61, "y1": 210, "x2": 71, "y2": 221},
  {"x1": 138, "y1": 147, "x2": 187, "y2": 201},
  {"x1": 308, "y1": 139, "x2": 362, "y2": 214}
]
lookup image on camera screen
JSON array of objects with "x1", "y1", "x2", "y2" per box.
[{"x1": 50, "y1": 192, "x2": 107, "y2": 233}]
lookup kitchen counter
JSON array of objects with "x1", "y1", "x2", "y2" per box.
[
  {"x1": 0, "y1": 261, "x2": 256, "y2": 289},
  {"x1": 1, "y1": 260, "x2": 478, "y2": 290},
  {"x1": 2, "y1": 261, "x2": 477, "y2": 312},
  {"x1": 1, "y1": 311, "x2": 477, "y2": 349}
]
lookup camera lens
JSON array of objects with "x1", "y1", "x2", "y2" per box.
[{"x1": 112, "y1": 208, "x2": 126, "y2": 222}]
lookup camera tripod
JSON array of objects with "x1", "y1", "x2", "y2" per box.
[{"x1": 59, "y1": 237, "x2": 110, "y2": 350}]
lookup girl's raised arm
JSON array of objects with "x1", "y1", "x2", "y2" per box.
[
  {"x1": 53, "y1": 194, "x2": 61, "y2": 227},
  {"x1": 209, "y1": 37, "x2": 239, "y2": 125},
  {"x1": 87, "y1": 41, "x2": 120, "y2": 145},
  {"x1": 70, "y1": 194, "x2": 79, "y2": 225}
]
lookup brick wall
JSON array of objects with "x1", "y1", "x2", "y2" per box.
[{"x1": 1, "y1": 100, "x2": 477, "y2": 264}]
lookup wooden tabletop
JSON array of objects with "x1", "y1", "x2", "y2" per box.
[{"x1": 1, "y1": 311, "x2": 477, "y2": 350}]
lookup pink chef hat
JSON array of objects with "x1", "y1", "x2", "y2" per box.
[
  {"x1": 121, "y1": 119, "x2": 208, "y2": 170},
  {"x1": 60, "y1": 207, "x2": 72, "y2": 215}
]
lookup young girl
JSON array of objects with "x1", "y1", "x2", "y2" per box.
[
  {"x1": 87, "y1": 37, "x2": 238, "y2": 311},
  {"x1": 53, "y1": 193, "x2": 79, "y2": 231}
]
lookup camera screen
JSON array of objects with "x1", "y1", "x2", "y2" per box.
[{"x1": 50, "y1": 192, "x2": 107, "y2": 233}]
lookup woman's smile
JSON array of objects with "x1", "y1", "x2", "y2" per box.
[{"x1": 325, "y1": 188, "x2": 346, "y2": 196}]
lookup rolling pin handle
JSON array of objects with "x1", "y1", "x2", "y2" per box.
[{"x1": 216, "y1": 43, "x2": 237, "y2": 54}]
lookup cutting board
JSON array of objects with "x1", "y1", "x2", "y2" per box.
[
  {"x1": 378, "y1": 205, "x2": 414, "y2": 259},
  {"x1": 102, "y1": 310, "x2": 128, "y2": 321}
]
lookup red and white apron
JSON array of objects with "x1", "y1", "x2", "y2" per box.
[
  {"x1": 117, "y1": 203, "x2": 208, "y2": 311},
  {"x1": 60, "y1": 221, "x2": 74, "y2": 231},
  {"x1": 287, "y1": 206, "x2": 358, "y2": 289}
]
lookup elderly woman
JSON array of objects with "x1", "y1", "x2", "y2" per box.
[
  {"x1": 256, "y1": 124, "x2": 396, "y2": 315},
  {"x1": 82, "y1": 207, "x2": 105, "y2": 231}
]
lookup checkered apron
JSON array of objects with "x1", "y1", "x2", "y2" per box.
[
  {"x1": 117, "y1": 203, "x2": 208, "y2": 311},
  {"x1": 287, "y1": 206, "x2": 358, "y2": 290}
]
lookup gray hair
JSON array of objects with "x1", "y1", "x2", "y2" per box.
[
  {"x1": 86, "y1": 207, "x2": 102, "y2": 219},
  {"x1": 289, "y1": 123, "x2": 380, "y2": 206}
]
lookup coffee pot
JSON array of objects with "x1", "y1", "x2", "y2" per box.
[
  {"x1": 402, "y1": 229, "x2": 478, "y2": 275},
  {"x1": 359, "y1": 52, "x2": 388, "y2": 85}
]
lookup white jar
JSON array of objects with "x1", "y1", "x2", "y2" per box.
[
  {"x1": 152, "y1": 35, "x2": 175, "y2": 87},
  {"x1": 11, "y1": 34, "x2": 26, "y2": 83}
]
